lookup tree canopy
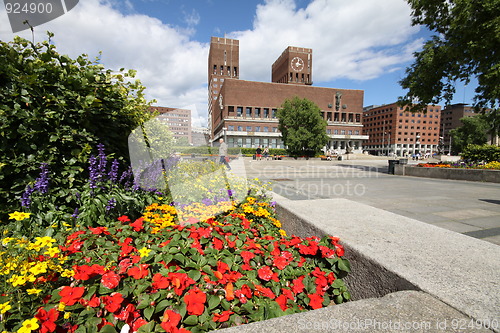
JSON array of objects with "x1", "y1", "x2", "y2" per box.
[
  {"x1": 277, "y1": 97, "x2": 329, "y2": 157},
  {"x1": 399, "y1": 0, "x2": 500, "y2": 111},
  {"x1": 450, "y1": 115, "x2": 489, "y2": 154},
  {"x1": 0, "y1": 33, "x2": 154, "y2": 218}
]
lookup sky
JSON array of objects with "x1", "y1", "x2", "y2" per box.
[{"x1": 0, "y1": 0, "x2": 476, "y2": 127}]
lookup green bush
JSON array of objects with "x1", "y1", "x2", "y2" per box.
[
  {"x1": 0, "y1": 33, "x2": 153, "y2": 221},
  {"x1": 461, "y1": 144, "x2": 500, "y2": 162},
  {"x1": 239, "y1": 148, "x2": 288, "y2": 156}
]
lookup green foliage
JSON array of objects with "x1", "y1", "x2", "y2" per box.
[
  {"x1": 277, "y1": 97, "x2": 329, "y2": 157},
  {"x1": 399, "y1": 0, "x2": 500, "y2": 111},
  {"x1": 239, "y1": 148, "x2": 288, "y2": 156},
  {"x1": 0, "y1": 33, "x2": 154, "y2": 220},
  {"x1": 461, "y1": 144, "x2": 500, "y2": 162},
  {"x1": 450, "y1": 116, "x2": 489, "y2": 154}
]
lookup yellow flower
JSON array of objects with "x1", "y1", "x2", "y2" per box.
[
  {"x1": 27, "y1": 289, "x2": 42, "y2": 295},
  {"x1": 64, "y1": 312, "x2": 71, "y2": 319},
  {"x1": 138, "y1": 247, "x2": 151, "y2": 257},
  {"x1": 58, "y1": 303, "x2": 65, "y2": 311},
  {"x1": 279, "y1": 229, "x2": 287, "y2": 237},
  {"x1": 8, "y1": 211, "x2": 30, "y2": 221},
  {"x1": 0, "y1": 301, "x2": 11, "y2": 314},
  {"x1": 44, "y1": 247, "x2": 60, "y2": 257},
  {"x1": 18, "y1": 318, "x2": 39, "y2": 332},
  {"x1": 8, "y1": 274, "x2": 27, "y2": 287},
  {"x1": 1, "y1": 237, "x2": 15, "y2": 245},
  {"x1": 61, "y1": 269, "x2": 75, "y2": 278}
]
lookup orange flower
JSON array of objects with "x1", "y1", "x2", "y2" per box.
[{"x1": 225, "y1": 282, "x2": 234, "y2": 301}]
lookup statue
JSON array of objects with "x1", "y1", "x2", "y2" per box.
[{"x1": 335, "y1": 92, "x2": 342, "y2": 111}]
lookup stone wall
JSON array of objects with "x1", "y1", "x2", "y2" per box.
[{"x1": 394, "y1": 165, "x2": 500, "y2": 183}]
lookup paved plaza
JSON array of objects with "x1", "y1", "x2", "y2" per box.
[{"x1": 241, "y1": 156, "x2": 500, "y2": 246}]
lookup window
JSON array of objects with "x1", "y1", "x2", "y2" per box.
[
  {"x1": 246, "y1": 107, "x2": 252, "y2": 117},
  {"x1": 327, "y1": 129, "x2": 331, "y2": 134},
  {"x1": 255, "y1": 108, "x2": 261, "y2": 118},
  {"x1": 264, "y1": 108, "x2": 269, "y2": 118},
  {"x1": 273, "y1": 127, "x2": 278, "y2": 132},
  {"x1": 348, "y1": 130, "x2": 353, "y2": 135},
  {"x1": 334, "y1": 130, "x2": 339, "y2": 134},
  {"x1": 228, "y1": 106, "x2": 234, "y2": 113},
  {"x1": 246, "y1": 126, "x2": 252, "y2": 132},
  {"x1": 263, "y1": 127, "x2": 269, "y2": 132},
  {"x1": 237, "y1": 126, "x2": 243, "y2": 131},
  {"x1": 228, "y1": 125, "x2": 234, "y2": 131},
  {"x1": 237, "y1": 107, "x2": 243, "y2": 117},
  {"x1": 255, "y1": 126, "x2": 260, "y2": 132},
  {"x1": 272, "y1": 109, "x2": 277, "y2": 118}
]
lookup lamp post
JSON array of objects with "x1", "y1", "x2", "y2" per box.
[{"x1": 416, "y1": 132, "x2": 421, "y2": 158}]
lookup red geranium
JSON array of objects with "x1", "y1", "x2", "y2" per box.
[
  {"x1": 257, "y1": 266, "x2": 278, "y2": 282},
  {"x1": 184, "y1": 287, "x2": 206, "y2": 316},
  {"x1": 59, "y1": 286, "x2": 85, "y2": 306},
  {"x1": 127, "y1": 264, "x2": 150, "y2": 279},
  {"x1": 35, "y1": 307, "x2": 59, "y2": 333},
  {"x1": 161, "y1": 309, "x2": 181, "y2": 332},
  {"x1": 102, "y1": 292, "x2": 124, "y2": 313},
  {"x1": 308, "y1": 293, "x2": 324, "y2": 309},
  {"x1": 213, "y1": 310, "x2": 234, "y2": 322},
  {"x1": 129, "y1": 217, "x2": 144, "y2": 231},
  {"x1": 101, "y1": 271, "x2": 121, "y2": 289},
  {"x1": 152, "y1": 273, "x2": 170, "y2": 289}
]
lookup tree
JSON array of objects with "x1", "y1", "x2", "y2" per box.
[
  {"x1": 0, "y1": 33, "x2": 154, "y2": 218},
  {"x1": 449, "y1": 115, "x2": 489, "y2": 154},
  {"x1": 399, "y1": 0, "x2": 500, "y2": 112},
  {"x1": 277, "y1": 97, "x2": 329, "y2": 157}
]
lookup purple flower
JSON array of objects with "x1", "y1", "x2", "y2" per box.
[
  {"x1": 108, "y1": 159, "x2": 120, "y2": 183},
  {"x1": 21, "y1": 185, "x2": 34, "y2": 208},
  {"x1": 34, "y1": 163, "x2": 50, "y2": 194},
  {"x1": 72, "y1": 208, "x2": 79, "y2": 218},
  {"x1": 106, "y1": 197, "x2": 116, "y2": 212},
  {"x1": 88, "y1": 155, "x2": 98, "y2": 189}
]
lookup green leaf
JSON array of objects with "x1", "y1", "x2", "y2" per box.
[
  {"x1": 188, "y1": 269, "x2": 202, "y2": 281},
  {"x1": 184, "y1": 315, "x2": 198, "y2": 326},
  {"x1": 155, "y1": 299, "x2": 171, "y2": 313},
  {"x1": 144, "y1": 306, "x2": 155, "y2": 321},
  {"x1": 208, "y1": 295, "x2": 221, "y2": 310},
  {"x1": 337, "y1": 258, "x2": 351, "y2": 272},
  {"x1": 99, "y1": 325, "x2": 117, "y2": 333}
]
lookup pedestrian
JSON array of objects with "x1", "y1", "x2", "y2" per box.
[
  {"x1": 263, "y1": 146, "x2": 269, "y2": 160},
  {"x1": 256, "y1": 146, "x2": 262, "y2": 160},
  {"x1": 218, "y1": 138, "x2": 231, "y2": 170}
]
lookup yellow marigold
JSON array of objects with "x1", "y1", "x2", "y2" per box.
[
  {"x1": 0, "y1": 301, "x2": 11, "y2": 314},
  {"x1": 138, "y1": 247, "x2": 151, "y2": 258},
  {"x1": 44, "y1": 247, "x2": 60, "y2": 257},
  {"x1": 18, "y1": 318, "x2": 39, "y2": 333},
  {"x1": 8, "y1": 274, "x2": 27, "y2": 287},
  {"x1": 58, "y1": 303, "x2": 65, "y2": 311},
  {"x1": 279, "y1": 229, "x2": 287, "y2": 237},
  {"x1": 61, "y1": 269, "x2": 75, "y2": 278},
  {"x1": 8, "y1": 211, "x2": 30, "y2": 221},
  {"x1": 64, "y1": 312, "x2": 71, "y2": 319},
  {"x1": 27, "y1": 289, "x2": 42, "y2": 295}
]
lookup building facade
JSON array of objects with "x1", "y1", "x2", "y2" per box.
[
  {"x1": 208, "y1": 37, "x2": 368, "y2": 152},
  {"x1": 150, "y1": 106, "x2": 192, "y2": 144},
  {"x1": 363, "y1": 103, "x2": 441, "y2": 156},
  {"x1": 441, "y1": 103, "x2": 482, "y2": 153}
]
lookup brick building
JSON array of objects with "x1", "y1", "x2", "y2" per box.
[
  {"x1": 208, "y1": 37, "x2": 368, "y2": 152},
  {"x1": 362, "y1": 103, "x2": 441, "y2": 157},
  {"x1": 441, "y1": 103, "x2": 483, "y2": 153},
  {"x1": 150, "y1": 106, "x2": 192, "y2": 144}
]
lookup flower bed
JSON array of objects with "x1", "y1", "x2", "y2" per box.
[
  {"x1": 0, "y1": 150, "x2": 351, "y2": 333},
  {"x1": 417, "y1": 161, "x2": 500, "y2": 170}
]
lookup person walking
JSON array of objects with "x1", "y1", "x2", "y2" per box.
[
  {"x1": 263, "y1": 146, "x2": 269, "y2": 160},
  {"x1": 256, "y1": 146, "x2": 262, "y2": 160},
  {"x1": 218, "y1": 138, "x2": 231, "y2": 170}
]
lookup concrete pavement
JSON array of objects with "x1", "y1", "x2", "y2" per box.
[{"x1": 242, "y1": 156, "x2": 500, "y2": 246}]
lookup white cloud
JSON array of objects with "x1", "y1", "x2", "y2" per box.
[
  {"x1": 231, "y1": 0, "x2": 421, "y2": 83},
  {"x1": 0, "y1": 0, "x2": 424, "y2": 127}
]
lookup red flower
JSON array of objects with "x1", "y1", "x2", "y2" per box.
[
  {"x1": 117, "y1": 215, "x2": 130, "y2": 223},
  {"x1": 168, "y1": 272, "x2": 196, "y2": 296},
  {"x1": 102, "y1": 292, "x2": 124, "y2": 313},
  {"x1": 272, "y1": 256, "x2": 290, "y2": 270},
  {"x1": 235, "y1": 284, "x2": 252, "y2": 304},
  {"x1": 240, "y1": 251, "x2": 255, "y2": 264},
  {"x1": 130, "y1": 218, "x2": 144, "y2": 231},
  {"x1": 217, "y1": 261, "x2": 229, "y2": 274},
  {"x1": 275, "y1": 294, "x2": 289, "y2": 311},
  {"x1": 89, "y1": 226, "x2": 110, "y2": 235},
  {"x1": 128, "y1": 264, "x2": 150, "y2": 279},
  {"x1": 115, "y1": 303, "x2": 139, "y2": 323},
  {"x1": 88, "y1": 295, "x2": 101, "y2": 308},
  {"x1": 184, "y1": 287, "x2": 206, "y2": 316},
  {"x1": 161, "y1": 309, "x2": 181, "y2": 332},
  {"x1": 298, "y1": 240, "x2": 318, "y2": 256},
  {"x1": 213, "y1": 310, "x2": 234, "y2": 322},
  {"x1": 254, "y1": 285, "x2": 275, "y2": 299},
  {"x1": 291, "y1": 276, "x2": 305, "y2": 294},
  {"x1": 225, "y1": 282, "x2": 234, "y2": 301},
  {"x1": 59, "y1": 286, "x2": 85, "y2": 306},
  {"x1": 101, "y1": 271, "x2": 121, "y2": 289},
  {"x1": 132, "y1": 318, "x2": 148, "y2": 332},
  {"x1": 212, "y1": 237, "x2": 224, "y2": 250},
  {"x1": 308, "y1": 293, "x2": 324, "y2": 309},
  {"x1": 118, "y1": 258, "x2": 133, "y2": 274},
  {"x1": 335, "y1": 245, "x2": 345, "y2": 257},
  {"x1": 35, "y1": 307, "x2": 59, "y2": 333},
  {"x1": 319, "y1": 245, "x2": 335, "y2": 258},
  {"x1": 152, "y1": 273, "x2": 170, "y2": 289},
  {"x1": 257, "y1": 266, "x2": 278, "y2": 282}
]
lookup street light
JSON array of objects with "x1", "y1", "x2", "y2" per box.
[{"x1": 415, "y1": 132, "x2": 421, "y2": 158}]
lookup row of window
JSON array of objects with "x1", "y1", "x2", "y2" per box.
[
  {"x1": 213, "y1": 64, "x2": 238, "y2": 77},
  {"x1": 227, "y1": 137, "x2": 283, "y2": 149},
  {"x1": 365, "y1": 107, "x2": 439, "y2": 116},
  {"x1": 364, "y1": 112, "x2": 439, "y2": 120},
  {"x1": 321, "y1": 112, "x2": 361, "y2": 123},
  {"x1": 229, "y1": 106, "x2": 278, "y2": 118},
  {"x1": 369, "y1": 138, "x2": 438, "y2": 143},
  {"x1": 228, "y1": 125, "x2": 278, "y2": 132}
]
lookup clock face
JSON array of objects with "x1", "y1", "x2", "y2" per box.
[{"x1": 291, "y1": 57, "x2": 304, "y2": 72}]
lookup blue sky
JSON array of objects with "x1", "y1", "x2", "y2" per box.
[{"x1": 0, "y1": 0, "x2": 475, "y2": 126}]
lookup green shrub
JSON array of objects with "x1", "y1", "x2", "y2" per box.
[
  {"x1": 0, "y1": 33, "x2": 154, "y2": 220},
  {"x1": 461, "y1": 144, "x2": 500, "y2": 162}
]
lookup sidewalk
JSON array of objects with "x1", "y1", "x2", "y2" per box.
[{"x1": 242, "y1": 157, "x2": 500, "y2": 245}]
